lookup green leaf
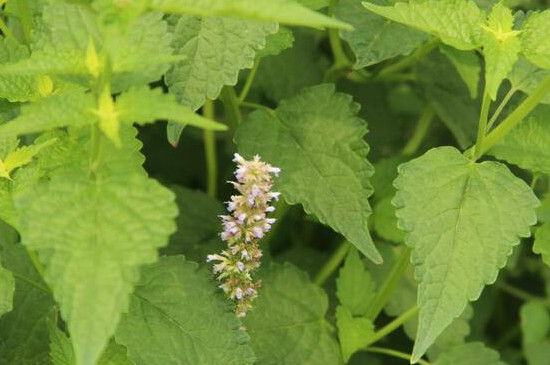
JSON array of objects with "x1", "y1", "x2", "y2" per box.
[
  {"x1": 18, "y1": 136, "x2": 178, "y2": 365},
  {"x1": 116, "y1": 86, "x2": 228, "y2": 131},
  {"x1": 508, "y1": 58, "x2": 550, "y2": 105},
  {"x1": 0, "y1": 261, "x2": 14, "y2": 320},
  {"x1": 440, "y1": 45, "x2": 481, "y2": 99},
  {"x1": 336, "y1": 0, "x2": 427, "y2": 69},
  {"x1": 244, "y1": 262, "x2": 343, "y2": 365},
  {"x1": 372, "y1": 196, "x2": 405, "y2": 243},
  {"x1": 482, "y1": 3, "x2": 520, "y2": 99},
  {"x1": 521, "y1": 302, "x2": 550, "y2": 365},
  {"x1": 371, "y1": 155, "x2": 408, "y2": 202},
  {"x1": 534, "y1": 223, "x2": 550, "y2": 268},
  {"x1": 149, "y1": 0, "x2": 350, "y2": 29},
  {"x1": 235, "y1": 84, "x2": 381, "y2": 263},
  {"x1": 0, "y1": 138, "x2": 58, "y2": 179},
  {"x1": 257, "y1": 27, "x2": 295, "y2": 58},
  {"x1": 165, "y1": 15, "x2": 276, "y2": 142},
  {"x1": 296, "y1": 0, "x2": 328, "y2": 9},
  {"x1": 335, "y1": 306, "x2": 375, "y2": 362},
  {"x1": 393, "y1": 146, "x2": 538, "y2": 362},
  {"x1": 0, "y1": 91, "x2": 95, "y2": 137},
  {"x1": 520, "y1": 10, "x2": 550, "y2": 70},
  {"x1": 489, "y1": 104, "x2": 550, "y2": 175},
  {"x1": 363, "y1": 0, "x2": 485, "y2": 50},
  {"x1": 116, "y1": 256, "x2": 255, "y2": 365},
  {"x1": 433, "y1": 343, "x2": 507, "y2": 365},
  {"x1": 336, "y1": 247, "x2": 376, "y2": 316},
  {"x1": 0, "y1": 222, "x2": 55, "y2": 365}
]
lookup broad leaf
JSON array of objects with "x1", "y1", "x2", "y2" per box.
[
  {"x1": 149, "y1": 0, "x2": 350, "y2": 29},
  {"x1": 520, "y1": 10, "x2": 550, "y2": 70},
  {"x1": 433, "y1": 343, "x2": 507, "y2": 365},
  {"x1": 482, "y1": 3, "x2": 520, "y2": 99},
  {"x1": 18, "y1": 134, "x2": 178, "y2": 365},
  {"x1": 335, "y1": 306, "x2": 375, "y2": 362},
  {"x1": 235, "y1": 84, "x2": 381, "y2": 263},
  {"x1": 336, "y1": 0, "x2": 427, "y2": 69},
  {"x1": 116, "y1": 256, "x2": 255, "y2": 365},
  {"x1": 489, "y1": 104, "x2": 550, "y2": 175},
  {"x1": 336, "y1": 247, "x2": 376, "y2": 316},
  {"x1": 244, "y1": 263, "x2": 343, "y2": 365},
  {"x1": 363, "y1": 0, "x2": 485, "y2": 50},
  {"x1": 393, "y1": 146, "x2": 538, "y2": 362}
]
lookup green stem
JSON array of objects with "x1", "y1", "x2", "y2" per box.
[
  {"x1": 12, "y1": 271, "x2": 49, "y2": 293},
  {"x1": 220, "y1": 86, "x2": 242, "y2": 133},
  {"x1": 365, "y1": 306, "x2": 419, "y2": 347},
  {"x1": 478, "y1": 75, "x2": 550, "y2": 158},
  {"x1": 362, "y1": 347, "x2": 431, "y2": 365},
  {"x1": 487, "y1": 87, "x2": 516, "y2": 130},
  {"x1": 238, "y1": 58, "x2": 260, "y2": 103},
  {"x1": 313, "y1": 241, "x2": 350, "y2": 286},
  {"x1": 15, "y1": 0, "x2": 31, "y2": 45},
  {"x1": 90, "y1": 124, "x2": 103, "y2": 173},
  {"x1": 203, "y1": 99, "x2": 217, "y2": 198},
  {"x1": 496, "y1": 281, "x2": 550, "y2": 306},
  {"x1": 0, "y1": 12, "x2": 14, "y2": 40},
  {"x1": 366, "y1": 247, "x2": 411, "y2": 319},
  {"x1": 402, "y1": 104, "x2": 435, "y2": 156},
  {"x1": 531, "y1": 173, "x2": 540, "y2": 190},
  {"x1": 324, "y1": 0, "x2": 351, "y2": 82},
  {"x1": 474, "y1": 90, "x2": 491, "y2": 159},
  {"x1": 375, "y1": 40, "x2": 437, "y2": 80}
]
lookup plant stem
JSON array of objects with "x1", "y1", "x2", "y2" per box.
[
  {"x1": 27, "y1": 249, "x2": 46, "y2": 281},
  {"x1": 203, "y1": 99, "x2": 217, "y2": 198},
  {"x1": 366, "y1": 247, "x2": 411, "y2": 319},
  {"x1": 363, "y1": 347, "x2": 431, "y2": 365},
  {"x1": 365, "y1": 306, "x2": 419, "y2": 347},
  {"x1": 324, "y1": 0, "x2": 351, "y2": 82},
  {"x1": 478, "y1": 75, "x2": 550, "y2": 158},
  {"x1": 220, "y1": 86, "x2": 242, "y2": 133},
  {"x1": 473, "y1": 90, "x2": 491, "y2": 159},
  {"x1": 313, "y1": 241, "x2": 350, "y2": 286},
  {"x1": 487, "y1": 87, "x2": 516, "y2": 130},
  {"x1": 238, "y1": 58, "x2": 260, "y2": 103},
  {"x1": 16, "y1": 0, "x2": 31, "y2": 45},
  {"x1": 496, "y1": 281, "x2": 550, "y2": 306},
  {"x1": 0, "y1": 12, "x2": 14, "y2": 40},
  {"x1": 375, "y1": 39, "x2": 437, "y2": 80},
  {"x1": 402, "y1": 104, "x2": 435, "y2": 155},
  {"x1": 531, "y1": 173, "x2": 540, "y2": 190}
]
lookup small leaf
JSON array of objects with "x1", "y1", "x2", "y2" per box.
[
  {"x1": 244, "y1": 263, "x2": 343, "y2": 365},
  {"x1": 257, "y1": 27, "x2": 295, "y2": 58},
  {"x1": 393, "y1": 146, "x2": 538, "y2": 362},
  {"x1": 433, "y1": 342, "x2": 507, "y2": 365},
  {"x1": 116, "y1": 256, "x2": 255, "y2": 365},
  {"x1": 1, "y1": 138, "x2": 58, "y2": 179},
  {"x1": 335, "y1": 306, "x2": 375, "y2": 362},
  {"x1": 150, "y1": 0, "x2": 350, "y2": 29},
  {"x1": 363, "y1": 0, "x2": 485, "y2": 50},
  {"x1": 520, "y1": 10, "x2": 550, "y2": 70},
  {"x1": 235, "y1": 84, "x2": 381, "y2": 263},
  {"x1": 336, "y1": 247, "x2": 376, "y2": 316}
]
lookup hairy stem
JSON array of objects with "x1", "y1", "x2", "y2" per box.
[
  {"x1": 313, "y1": 241, "x2": 350, "y2": 286},
  {"x1": 365, "y1": 306, "x2": 419, "y2": 347},
  {"x1": 478, "y1": 75, "x2": 550, "y2": 158},
  {"x1": 363, "y1": 347, "x2": 431, "y2": 365},
  {"x1": 203, "y1": 99, "x2": 217, "y2": 198},
  {"x1": 366, "y1": 247, "x2": 411, "y2": 319},
  {"x1": 402, "y1": 104, "x2": 435, "y2": 156},
  {"x1": 238, "y1": 58, "x2": 260, "y2": 103}
]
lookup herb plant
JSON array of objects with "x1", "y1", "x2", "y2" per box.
[{"x1": 0, "y1": 0, "x2": 550, "y2": 365}]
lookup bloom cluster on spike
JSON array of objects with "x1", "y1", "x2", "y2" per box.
[{"x1": 207, "y1": 153, "x2": 280, "y2": 317}]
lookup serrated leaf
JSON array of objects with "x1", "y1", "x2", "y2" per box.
[
  {"x1": 440, "y1": 45, "x2": 480, "y2": 99},
  {"x1": 489, "y1": 104, "x2": 550, "y2": 175},
  {"x1": 149, "y1": 0, "x2": 350, "y2": 29},
  {"x1": 508, "y1": 58, "x2": 550, "y2": 105},
  {"x1": 18, "y1": 136, "x2": 178, "y2": 365},
  {"x1": 116, "y1": 86, "x2": 227, "y2": 131},
  {"x1": 244, "y1": 262, "x2": 343, "y2": 365},
  {"x1": 336, "y1": 0, "x2": 427, "y2": 69},
  {"x1": 0, "y1": 91, "x2": 95, "y2": 137},
  {"x1": 335, "y1": 306, "x2": 375, "y2": 362},
  {"x1": 363, "y1": 0, "x2": 485, "y2": 50},
  {"x1": 433, "y1": 343, "x2": 507, "y2": 365},
  {"x1": 165, "y1": 15, "x2": 276, "y2": 143},
  {"x1": 534, "y1": 223, "x2": 550, "y2": 268},
  {"x1": 393, "y1": 146, "x2": 538, "y2": 362},
  {"x1": 372, "y1": 196, "x2": 405, "y2": 243},
  {"x1": 0, "y1": 222, "x2": 55, "y2": 365},
  {"x1": 116, "y1": 256, "x2": 255, "y2": 365},
  {"x1": 336, "y1": 247, "x2": 376, "y2": 316},
  {"x1": 235, "y1": 84, "x2": 381, "y2": 263},
  {"x1": 482, "y1": 3, "x2": 520, "y2": 99},
  {"x1": 257, "y1": 27, "x2": 295, "y2": 58},
  {"x1": 520, "y1": 10, "x2": 550, "y2": 70},
  {"x1": 0, "y1": 138, "x2": 57, "y2": 179}
]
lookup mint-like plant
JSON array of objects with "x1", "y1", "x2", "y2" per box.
[{"x1": 0, "y1": 1, "x2": 550, "y2": 365}]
